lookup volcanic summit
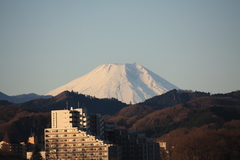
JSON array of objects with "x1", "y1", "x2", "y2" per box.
[{"x1": 46, "y1": 63, "x2": 179, "y2": 104}]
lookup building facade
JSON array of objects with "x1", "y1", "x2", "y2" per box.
[
  {"x1": 45, "y1": 127, "x2": 109, "y2": 160},
  {"x1": 45, "y1": 107, "x2": 160, "y2": 160},
  {"x1": 106, "y1": 129, "x2": 160, "y2": 160},
  {"x1": 45, "y1": 107, "x2": 111, "y2": 160},
  {"x1": 51, "y1": 107, "x2": 87, "y2": 131},
  {"x1": 88, "y1": 114, "x2": 105, "y2": 140}
]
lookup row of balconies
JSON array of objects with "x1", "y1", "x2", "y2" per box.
[
  {"x1": 47, "y1": 153, "x2": 108, "y2": 157},
  {"x1": 46, "y1": 141, "x2": 100, "y2": 145},
  {"x1": 69, "y1": 119, "x2": 87, "y2": 123},
  {"x1": 46, "y1": 143, "x2": 105, "y2": 147},
  {"x1": 45, "y1": 133, "x2": 91, "y2": 138},
  {"x1": 47, "y1": 154, "x2": 108, "y2": 160},
  {"x1": 46, "y1": 147, "x2": 108, "y2": 152},
  {"x1": 45, "y1": 129, "x2": 78, "y2": 133},
  {"x1": 46, "y1": 145, "x2": 108, "y2": 150},
  {"x1": 45, "y1": 139, "x2": 105, "y2": 144},
  {"x1": 59, "y1": 146, "x2": 107, "y2": 150},
  {"x1": 45, "y1": 131, "x2": 82, "y2": 135},
  {"x1": 45, "y1": 135, "x2": 90, "y2": 139},
  {"x1": 46, "y1": 139, "x2": 104, "y2": 144}
]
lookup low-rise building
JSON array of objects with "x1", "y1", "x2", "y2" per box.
[{"x1": 107, "y1": 129, "x2": 160, "y2": 160}]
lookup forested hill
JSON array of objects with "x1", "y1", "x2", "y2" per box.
[
  {"x1": 1, "y1": 89, "x2": 240, "y2": 159},
  {"x1": 140, "y1": 89, "x2": 240, "y2": 108},
  {"x1": 0, "y1": 91, "x2": 127, "y2": 143},
  {"x1": 139, "y1": 89, "x2": 211, "y2": 109},
  {"x1": 19, "y1": 91, "x2": 127, "y2": 115},
  {"x1": 106, "y1": 90, "x2": 240, "y2": 137},
  {"x1": 0, "y1": 103, "x2": 50, "y2": 143},
  {"x1": 105, "y1": 90, "x2": 240, "y2": 159}
]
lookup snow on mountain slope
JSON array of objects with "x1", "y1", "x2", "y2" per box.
[{"x1": 46, "y1": 63, "x2": 179, "y2": 104}]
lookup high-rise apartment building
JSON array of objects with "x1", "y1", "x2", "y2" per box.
[
  {"x1": 51, "y1": 107, "x2": 87, "y2": 131},
  {"x1": 45, "y1": 127, "x2": 109, "y2": 160},
  {"x1": 45, "y1": 107, "x2": 111, "y2": 160},
  {"x1": 45, "y1": 107, "x2": 160, "y2": 160}
]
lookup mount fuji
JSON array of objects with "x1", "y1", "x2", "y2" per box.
[{"x1": 46, "y1": 63, "x2": 179, "y2": 104}]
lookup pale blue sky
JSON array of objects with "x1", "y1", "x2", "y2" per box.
[{"x1": 1, "y1": 0, "x2": 240, "y2": 95}]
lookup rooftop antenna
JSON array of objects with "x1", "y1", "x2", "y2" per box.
[
  {"x1": 66, "y1": 101, "x2": 68, "y2": 110},
  {"x1": 78, "y1": 101, "x2": 80, "y2": 108}
]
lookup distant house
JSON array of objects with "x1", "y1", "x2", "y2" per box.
[{"x1": 26, "y1": 135, "x2": 45, "y2": 160}]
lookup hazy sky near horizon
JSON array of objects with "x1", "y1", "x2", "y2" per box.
[{"x1": 1, "y1": 0, "x2": 240, "y2": 96}]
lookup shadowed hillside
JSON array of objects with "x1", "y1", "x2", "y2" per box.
[
  {"x1": 0, "y1": 91, "x2": 127, "y2": 143},
  {"x1": 1, "y1": 90, "x2": 240, "y2": 159},
  {"x1": 106, "y1": 90, "x2": 240, "y2": 137},
  {"x1": 105, "y1": 90, "x2": 240, "y2": 159},
  {"x1": 0, "y1": 104, "x2": 50, "y2": 143},
  {"x1": 19, "y1": 91, "x2": 127, "y2": 115}
]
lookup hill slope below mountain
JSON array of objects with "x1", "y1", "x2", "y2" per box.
[
  {"x1": 0, "y1": 103, "x2": 50, "y2": 143},
  {"x1": 106, "y1": 90, "x2": 240, "y2": 137},
  {"x1": 20, "y1": 91, "x2": 127, "y2": 115},
  {"x1": 1, "y1": 90, "x2": 240, "y2": 159}
]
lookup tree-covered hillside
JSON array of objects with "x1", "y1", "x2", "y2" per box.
[
  {"x1": 0, "y1": 91, "x2": 127, "y2": 142},
  {"x1": 106, "y1": 90, "x2": 240, "y2": 137},
  {"x1": 19, "y1": 91, "x2": 127, "y2": 115},
  {"x1": 1, "y1": 90, "x2": 240, "y2": 159}
]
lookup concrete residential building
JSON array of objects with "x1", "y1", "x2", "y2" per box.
[
  {"x1": 88, "y1": 114, "x2": 105, "y2": 140},
  {"x1": 106, "y1": 129, "x2": 160, "y2": 160},
  {"x1": 45, "y1": 107, "x2": 111, "y2": 160},
  {"x1": 45, "y1": 127, "x2": 109, "y2": 160},
  {"x1": 51, "y1": 107, "x2": 87, "y2": 131}
]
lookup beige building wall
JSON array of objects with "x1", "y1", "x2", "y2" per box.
[
  {"x1": 45, "y1": 127, "x2": 110, "y2": 160},
  {"x1": 27, "y1": 151, "x2": 46, "y2": 160},
  {"x1": 51, "y1": 107, "x2": 87, "y2": 130},
  {"x1": 28, "y1": 136, "x2": 37, "y2": 144}
]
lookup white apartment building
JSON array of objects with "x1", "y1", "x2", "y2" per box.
[
  {"x1": 45, "y1": 107, "x2": 111, "y2": 160},
  {"x1": 51, "y1": 107, "x2": 87, "y2": 131},
  {"x1": 45, "y1": 127, "x2": 109, "y2": 160}
]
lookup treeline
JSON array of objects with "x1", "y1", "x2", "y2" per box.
[
  {"x1": 132, "y1": 104, "x2": 240, "y2": 138},
  {"x1": 105, "y1": 90, "x2": 240, "y2": 159},
  {"x1": 7, "y1": 113, "x2": 50, "y2": 142},
  {"x1": 0, "y1": 104, "x2": 50, "y2": 143},
  {"x1": 0, "y1": 91, "x2": 127, "y2": 142},
  {"x1": 140, "y1": 89, "x2": 210, "y2": 109},
  {"x1": 1, "y1": 89, "x2": 240, "y2": 159},
  {"x1": 159, "y1": 128, "x2": 240, "y2": 160},
  {"x1": 19, "y1": 91, "x2": 127, "y2": 115},
  {"x1": 106, "y1": 90, "x2": 240, "y2": 137}
]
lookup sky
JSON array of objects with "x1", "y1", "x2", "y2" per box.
[{"x1": 1, "y1": 0, "x2": 240, "y2": 96}]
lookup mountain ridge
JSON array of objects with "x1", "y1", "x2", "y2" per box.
[
  {"x1": 0, "y1": 91, "x2": 51, "y2": 103},
  {"x1": 19, "y1": 91, "x2": 127, "y2": 115}
]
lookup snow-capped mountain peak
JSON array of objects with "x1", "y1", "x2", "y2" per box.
[{"x1": 46, "y1": 63, "x2": 179, "y2": 104}]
